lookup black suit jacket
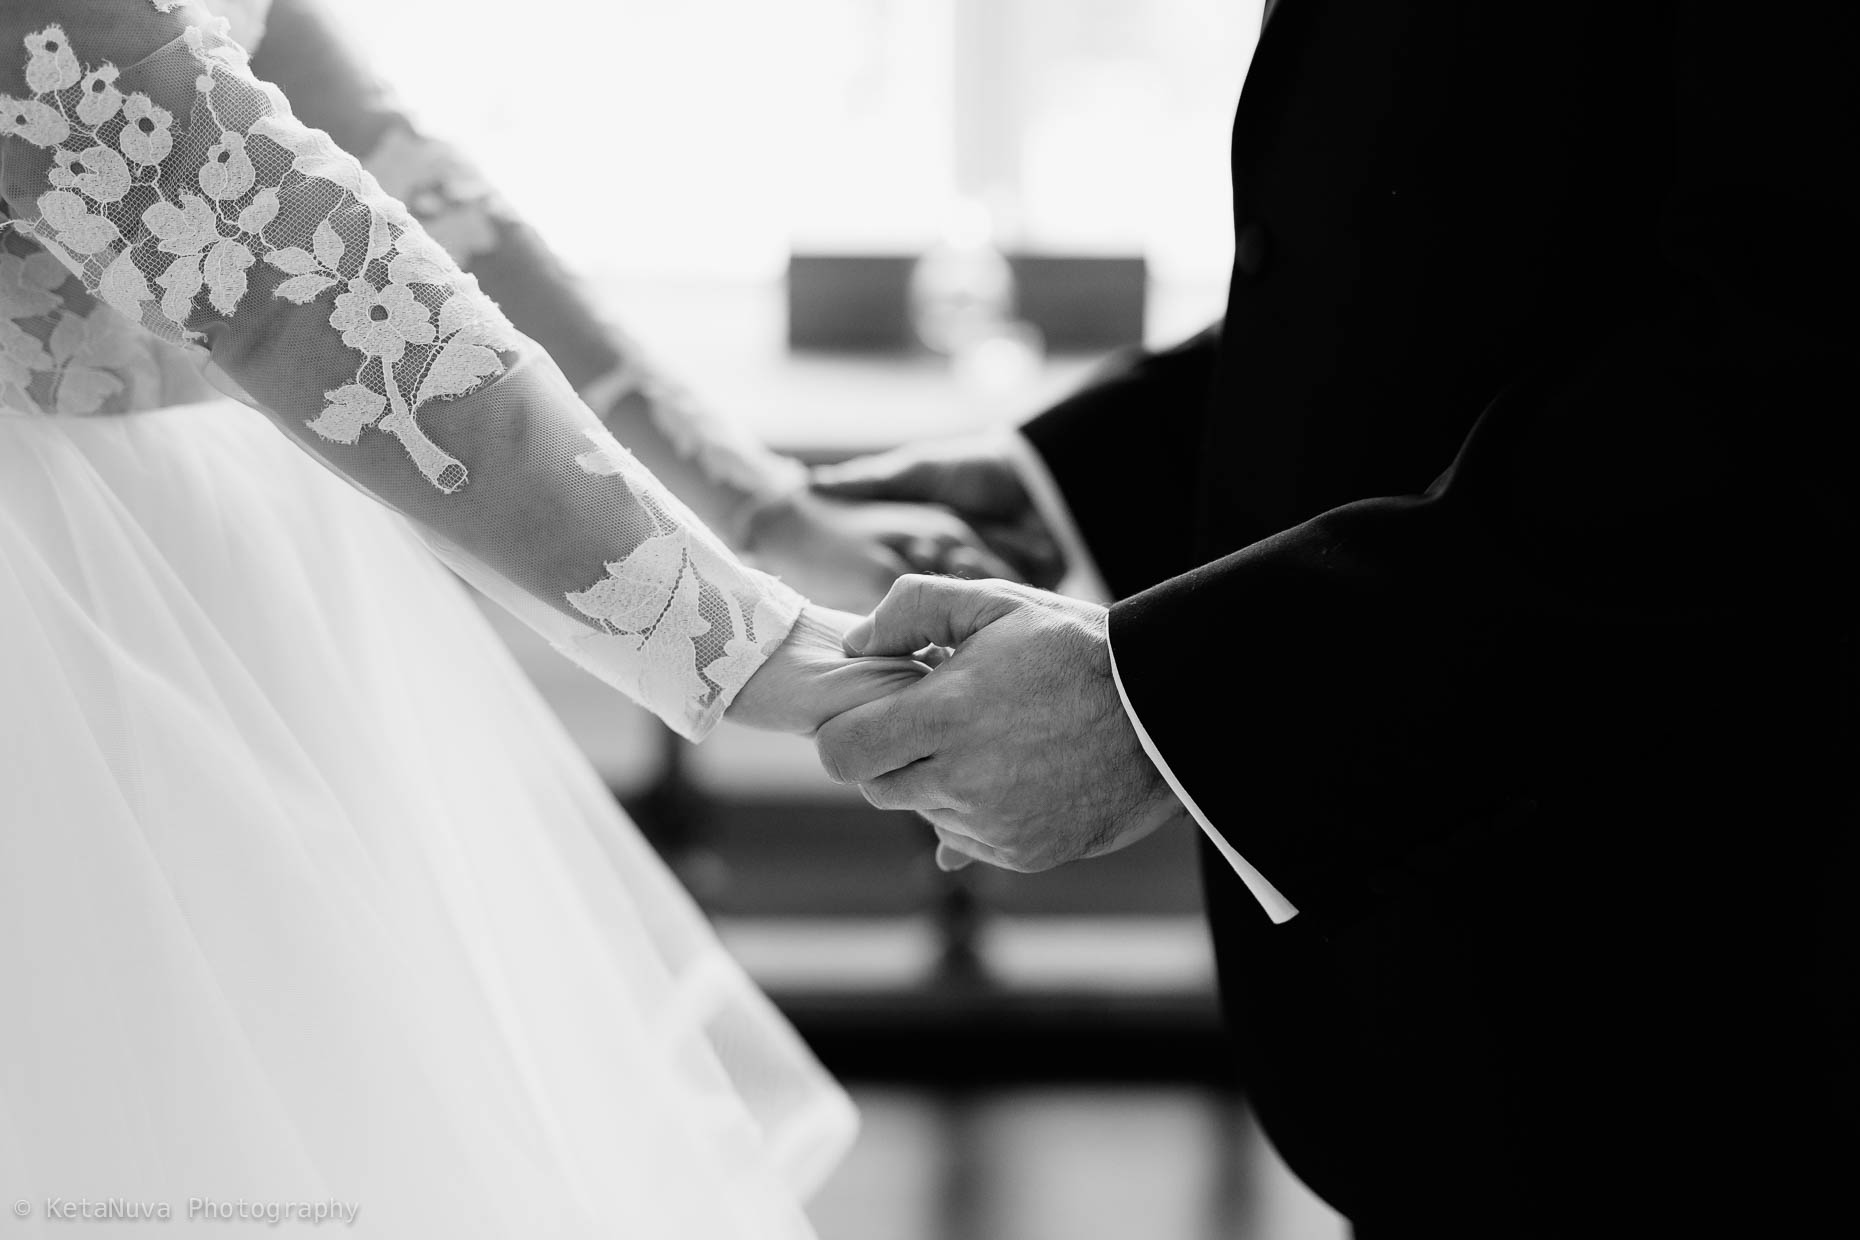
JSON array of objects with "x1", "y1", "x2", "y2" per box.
[{"x1": 1025, "y1": 2, "x2": 1854, "y2": 1232}]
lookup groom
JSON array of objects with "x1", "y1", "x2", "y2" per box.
[{"x1": 813, "y1": 1, "x2": 1854, "y2": 1234}]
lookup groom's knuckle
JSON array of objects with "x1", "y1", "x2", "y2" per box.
[
  {"x1": 885, "y1": 573, "x2": 932, "y2": 612},
  {"x1": 915, "y1": 572, "x2": 969, "y2": 609}
]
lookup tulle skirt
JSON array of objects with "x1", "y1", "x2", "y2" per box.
[{"x1": 0, "y1": 402, "x2": 853, "y2": 1238}]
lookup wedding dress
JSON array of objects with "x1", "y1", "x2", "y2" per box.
[{"x1": 1, "y1": 2, "x2": 852, "y2": 1234}]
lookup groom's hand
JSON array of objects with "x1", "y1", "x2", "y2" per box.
[
  {"x1": 815, "y1": 577, "x2": 1185, "y2": 872},
  {"x1": 810, "y1": 437, "x2": 1067, "y2": 589}
]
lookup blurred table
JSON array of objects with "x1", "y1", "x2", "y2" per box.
[{"x1": 584, "y1": 273, "x2": 1229, "y2": 453}]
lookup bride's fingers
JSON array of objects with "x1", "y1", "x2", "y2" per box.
[
  {"x1": 938, "y1": 542, "x2": 1014, "y2": 581},
  {"x1": 812, "y1": 656, "x2": 929, "y2": 720},
  {"x1": 730, "y1": 608, "x2": 926, "y2": 734},
  {"x1": 919, "y1": 527, "x2": 1018, "y2": 581},
  {"x1": 976, "y1": 520, "x2": 1066, "y2": 588},
  {"x1": 810, "y1": 452, "x2": 941, "y2": 502},
  {"x1": 898, "y1": 535, "x2": 943, "y2": 574},
  {"x1": 887, "y1": 528, "x2": 1016, "y2": 582}
]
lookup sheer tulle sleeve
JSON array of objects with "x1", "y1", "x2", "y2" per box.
[{"x1": 0, "y1": 0, "x2": 801, "y2": 740}]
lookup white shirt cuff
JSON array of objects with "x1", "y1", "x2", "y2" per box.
[
  {"x1": 1000, "y1": 428, "x2": 1296, "y2": 923},
  {"x1": 1108, "y1": 638, "x2": 1300, "y2": 925},
  {"x1": 996, "y1": 429, "x2": 1114, "y2": 605}
]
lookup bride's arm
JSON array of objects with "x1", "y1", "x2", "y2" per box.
[
  {"x1": 245, "y1": 0, "x2": 1015, "y2": 610},
  {"x1": 247, "y1": 0, "x2": 803, "y2": 542},
  {"x1": 0, "y1": 0, "x2": 919, "y2": 738}
]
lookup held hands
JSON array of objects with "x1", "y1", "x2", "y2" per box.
[
  {"x1": 726, "y1": 606, "x2": 930, "y2": 735},
  {"x1": 812, "y1": 577, "x2": 1185, "y2": 872},
  {"x1": 811, "y1": 436, "x2": 1069, "y2": 592}
]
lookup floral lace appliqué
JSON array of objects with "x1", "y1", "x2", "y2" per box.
[
  {"x1": 357, "y1": 125, "x2": 805, "y2": 516},
  {"x1": 2, "y1": 9, "x2": 802, "y2": 738},
  {"x1": 3, "y1": 20, "x2": 519, "y2": 491},
  {"x1": 1, "y1": 238, "x2": 164, "y2": 415}
]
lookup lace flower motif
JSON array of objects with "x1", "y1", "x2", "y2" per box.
[
  {"x1": 77, "y1": 65, "x2": 123, "y2": 127},
  {"x1": 23, "y1": 27, "x2": 81, "y2": 94},
  {"x1": 0, "y1": 243, "x2": 158, "y2": 416},
  {"x1": 37, "y1": 191, "x2": 120, "y2": 255},
  {"x1": 44, "y1": 300, "x2": 152, "y2": 415},
  {"x1": 198, "y1": 131, "x2": 255, "y2": 200},
  {"x1": 144, "y1": 193, "x2": 222, "y2": 255},
  {"x1": 119, "y1": 94, "x2": 174, "y2": 166},
  {"x1": 0, "y1": 249, "x2": 66, "y2": 400},
  {"x1": 0, "y1": 95, "x2": 69, "y2": 147},
  {"x1": 329, "y1": 278, "x2": 435, "y2": 363},
  {"x1": 49, "y1": 146, "x2": 131, "y2": 204},
  {"x1": 6, "y1": 11, "x2": 799, "y2": 733},
  {"x1": 5, "y1": 19, "x2": 519, "y2": 492}
]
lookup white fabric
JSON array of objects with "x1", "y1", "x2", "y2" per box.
[
  {"x1": 1006, "y1": 431, "x2": 1299, "y2": 922},
  {"x1": 200, "y1": 0, "x2": 274, "y2": 49},
  {"x1": 0, "y1": 401, "x2": 852, "y2": 1238},
  {"x1": 1, "y1": 5, "x2": 854, "y2": 1233},
  {"x1": 1, "y1": 1, "x2": 796, "y2": 740}
]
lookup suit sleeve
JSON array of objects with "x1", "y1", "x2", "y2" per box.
[
  {"x1": 1020, "y1": 323, "x2": 1221, "y2": 600},
  {"x1": 1108, "y1": 3, "x2": 1857, "y2": 922}
]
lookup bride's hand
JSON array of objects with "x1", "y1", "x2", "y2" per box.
[{"x1": 726, "y1": 606, "x2": 928, "y2": 735}]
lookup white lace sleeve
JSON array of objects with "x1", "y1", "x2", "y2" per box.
[
  {"x1": 244, "y1": 0, "x2": 806, "y2": 544},
  {"x1": 0, "y1": 1, "x2": 802, "y2": 740}
]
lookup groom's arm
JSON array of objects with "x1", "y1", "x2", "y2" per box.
[
  {"x1": 1008, "y1": 326, "x2": 1307, "y2": 920},
  {"x1": 1111, "y1": 2, "x2": 1855, "y2": 921},
  {"x1": 825, "y1": 319, "x2": 1303, "y2": 921},
  {"x1": 813, "y1": 1, "x2": 1848, "y2": 930},
  {"x1": 1015, "y1": 325, "x2": 1224, "y2": 601}
]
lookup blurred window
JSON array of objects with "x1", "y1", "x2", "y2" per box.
[{"x1": 318, "y1": 0, "x2": 1261, "y2": 284}]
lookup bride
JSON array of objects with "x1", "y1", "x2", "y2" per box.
[{"x1": 0, "y1": 1, "x2": 1001, "y2": 1234}]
